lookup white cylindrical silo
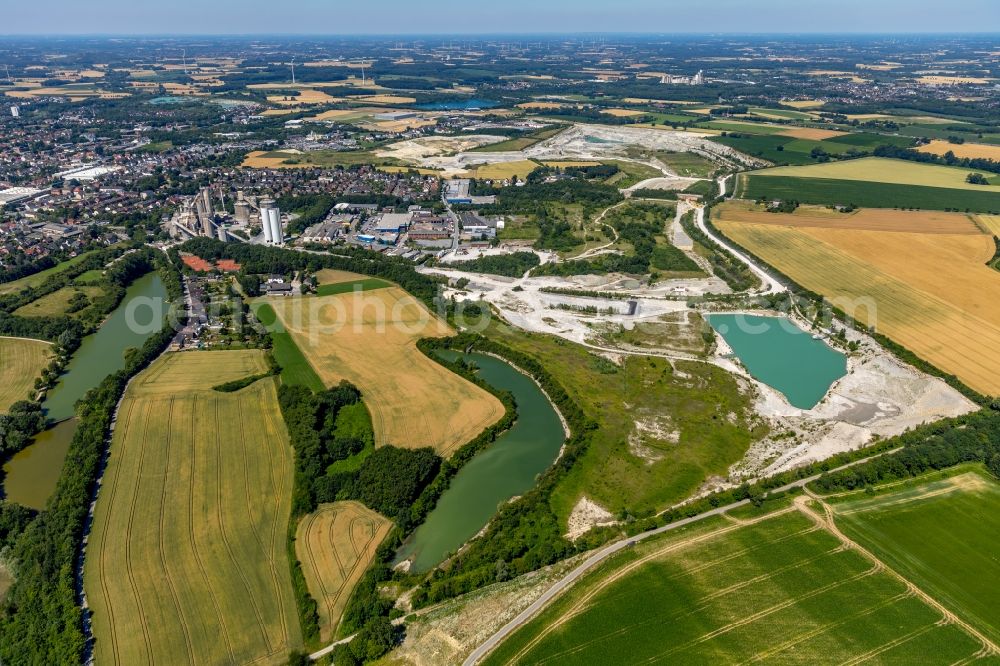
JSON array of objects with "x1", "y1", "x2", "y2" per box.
[
  {"x1": 260, "y1": 207, "x2": 273, "y2": 243},
  {"x1": 269, "y1": 211, "x2": 282, "y2": 245}
]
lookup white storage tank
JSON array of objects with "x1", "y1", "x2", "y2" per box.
[
  {"x1": 269, "y1": 209, "x2": 283, "y2": 246},
  {"x1": 259, "y1": 199, "x2": 275, "y2": 243}
]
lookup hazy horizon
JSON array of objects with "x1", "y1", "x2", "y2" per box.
[{"x1": 5, "y1": 0, "x2": 1000, "y2": 36}]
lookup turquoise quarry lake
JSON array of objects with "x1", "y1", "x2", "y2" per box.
[{"x1": 708, "y1": 314, "x2": 846, "y2": 410}]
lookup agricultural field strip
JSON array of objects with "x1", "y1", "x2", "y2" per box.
[
  {"x1": 84, "y1": 352, "x2": 301, "y2": 665},
  {"x1": 716, "y1": 221, "x2": 1000, "y2": 394},
  {"x1": 270, "y1": 289, "x2": 504, "y2": 456},
  {"x1": 802, "y1": 496, "x2": 1000, "y2": 655},
  {"x1": 751, "y1": 157, "x2": 1000, "y2": 192},
  {"x1": 296, "y1": 502, "x2": 391, "y2": 641},
  {"x1": 716, "y1": 207, "x2": 982, "y2": 235},
  {"x1": 829, "y1": 470, "x2": 1000, "y2": 646},
  {"x1": 0, "y1": 337, "x2": 51, "y2": 412},
  {"x1": 491, "y1": 497, "x2": 987, "y2": 666}
]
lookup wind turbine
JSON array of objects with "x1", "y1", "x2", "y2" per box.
[
  {"x1": 291, "y1": 56, "x2": 296, "y2": 84},
  {"x1": 3, "y1": 64, "x2": 11, "y2": 83},
  {"x1": 182, "y1": 48, "x2": 189, "y2": 75},
  {"x1": 360, "y1": 64, "x2": 366, "y2": 86}
]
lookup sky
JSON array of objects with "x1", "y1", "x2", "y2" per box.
[{"x1": 4, "y1": 0, "x2": 1000, "y2": 35}]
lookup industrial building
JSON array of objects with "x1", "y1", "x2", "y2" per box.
[
  {"x1": 259, "y1": 199, "x2": 283, "y2": 245},
  {"x1": 374, "y1": 212, "x2": 413, "y2": 233},
  {"x1": 445, "y1": 179, "x2": 472, "y2": 204},
  {"x1": 0, "y1": 186, "x2": 42, "y2": 207},
  {"x1": 459, "y1": 211, "x2": 504, "y2": 238},
  {"x1": 374, "y1": 111, "x2": 418, "y2": 121}
]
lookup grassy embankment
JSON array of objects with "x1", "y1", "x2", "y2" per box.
[{"x1": 483, "y1": 318, "x2": 765, "y2": 522}]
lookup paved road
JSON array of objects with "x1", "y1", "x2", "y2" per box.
[
  {"x1": 462, "y1": 450, "x2": 893, "y2": 665},
  {"x1": 692, "y1": 204, "x2": 786, "y2": 294}
]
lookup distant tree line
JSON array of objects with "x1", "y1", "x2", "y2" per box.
[{"x1": 874, "y1": 144, "x2": 1000, "y2": 177}]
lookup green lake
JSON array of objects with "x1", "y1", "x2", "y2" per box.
[
  {"x1": 43, "y1": 272, "x2": 169, "y2": 422},
  {"x1": 708, "y1": 314, "x2": 846, "y2": 410},
  {"x1": 3, "y1": 273, "x2": 169, "y2": 508},
  {"x1": 395, "y1": 352, "x2": 566, "y2": 573}
]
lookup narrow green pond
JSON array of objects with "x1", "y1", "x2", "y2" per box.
[
  {"x1": 708, "y1": 314, "x2": 846, "y2": 410},
  {"x1": 3, "y1": 273, "x2": 169, "y2": 508},
  {"x1": 43, "y1": 272, "x2": 169, "y2": 422},
  {"x1": 395, "y1": 352, "x2": 565, "y2": 573}
]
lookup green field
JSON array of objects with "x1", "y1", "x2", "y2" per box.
[
  {"x1": 84, "y1": 351, "x2": 303, "y2": 665},
  {"x1": 710, "y1": 134, "x2": 817, "y2": 165},
  {"x1": 483, "y1": 320, "x2": 762, "y2": 521},
  {"x1": 0, "y1": 251, "x2": 98, "y2": 295},
  {"x1": 315, "y1": 277, "x2": 392, "y2": 297},
  {"x1": 748, "y1": 106, "x2": 816, "y2": 120},
  {"x1": 832, "y1": 466, "x2": 1000, "y2": 645},
  {"x1": 697, "y1": 120, "x2": 790, "y2": 135},
  {"x1": 657, "y1": 151, "x2": 716, "y2": 178},
  {"x1": 711, "y1": 131, "x2": 916, "y2": 166},
  {"x1": 602, "y1": 160, "x2": 662, "y2": 188},
  {"x1": 74, "y1": 269, "x2": 106, "y2": 284},
  {"x1": 739, "y1": 174, "x2": 1000, "y2": 212},
  {"x1": 0, "y1": 337, "x2": 51, "y2": 412},
  {"x1": 251, "y1": 302, "x2": 325, "y2": 391},
  {"x1": 12, "y1": 285, "x2": 103, "y2": 317},
  {"x1": 484, "y1": 503, "x2": 989, "y2": 665},
  {"x1": 831, "y1": 132, "x2": 916, "y2": 148},
  {"x1": 470, "y1": 125, "x2": 566, "y2": 153}
]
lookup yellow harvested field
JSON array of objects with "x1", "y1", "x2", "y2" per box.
[
  {"x1": 857, "y1": 62, "x2": 902, "y2": 71},
  {"x1": 0, "y1": 337, "x2": 51, "y2": 412},
  {"x1": 468, "y1": 160, "x2": 541, "y2": 181},
  {"x1": 269, "y1": 288, "x2": 504, "y2": 456},
  {"x1": 84, "y1": 351, "x2": 302, "y2": 665},
  {"x1": 778, "y1": 127, "x2": 847, "y2": 140},
  {"x1": 806, "y1": 70, "x2": 870, "y2": 83},
  {"x1": 918, "y1": 140, "x2": 1000, "y2": 161},
  {"x1": 622, "y1": 98, "x2": 699, "y2": 105},
  {"x1": 308, "y1": 107, "x2": 384, "y2": 121},
  {"x1": 715, "y1": 202, "x2": 983, "y2": 235},
  {"x1": 755, "y1": 156, "x2": 1000, "y2": 192},
  {"x1": 350, "y1": 94, "x2": 417, "y2": 104},
  {"x1": 315, "y1": 269, "x2": 368, "y2": 285},
  {"x1": 845, "y1": 113, "x2": 894, "y2": 121},
  {"x1": 295, "y1": 502, "x2": 391, "y2": 642},
  {"x1": 716, "y1": 217, "x2": 1000, "y2": 395},
  {"x1": 367, "y1": 118, "x2": 438, "y2": 133},
  {"x1": 261, "y1": 109, "x2": 295, "y2": 116},
  {"x1": 917, "y1": 75, "x2": 993, "y2": 85},
  {"x1": 241, "y1": 151, "x2": 312, "y2": 169},
  {"x1": 377, "y1": 165, "x2": 441, "y2": 175},
  {"x1": 267, "y1": 88, "x2": 338, "y2": 105},
  {"x1": 780, "y1": 100, "x2": 826, "y2": 109},
  {"x1": 600, "y1": 108, "x2": 645, "y2": 117},
  {"x1": 976, "y1": 215, "x2": 1000, "y2": 237}
]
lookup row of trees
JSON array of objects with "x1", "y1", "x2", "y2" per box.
[
  {"x1": 874, "y1": 144, "x2": 1000, "y2": 176},
  {"x1": 444, "y1": 251, "x2": 540, "y2": 278}
]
